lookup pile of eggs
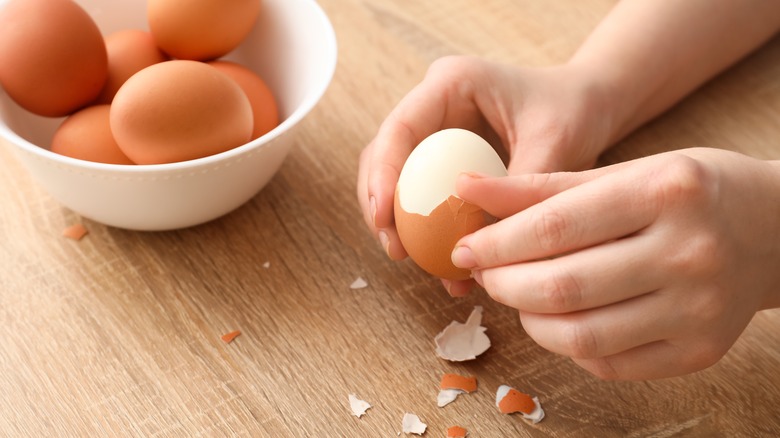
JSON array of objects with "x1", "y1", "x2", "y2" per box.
[{"x1": 0, "y1": 0, "x2": 279, "y2": 165}]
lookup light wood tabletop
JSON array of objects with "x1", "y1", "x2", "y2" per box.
[{"x1": 3, "y1": 0, "x2": 780, "y2": 436}]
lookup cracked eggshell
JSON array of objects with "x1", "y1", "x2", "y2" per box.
[{"x1": 394, "y1": 129, "x2": 507, "y2": 280}]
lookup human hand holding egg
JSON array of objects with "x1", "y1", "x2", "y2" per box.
[{"x1": 357, "y1": 56, "x2": 612, "y2": 296}]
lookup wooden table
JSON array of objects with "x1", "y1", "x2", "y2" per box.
[{"x1": 3, "y1": 0, "x2": 780, "y2": 436}]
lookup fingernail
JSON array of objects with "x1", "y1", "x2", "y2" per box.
[
  {"x1": 378, "y1": 230, "x2": 391, "y2": 258},
  {"x1": 471, "y1": 270, "x2": 483, "y2": 287},
  {"x1": 441, "y1": 279, "x2": 453, "y2": 296},
  {"x1": 461, "y1": 171, "x2": 488, "y2": 179},
  {"x1": 369, "y1": 196, "x2": 377, "y2": 226},
  {"x1": 451, "y1": 245, "x2": 476, "y2": 269}
]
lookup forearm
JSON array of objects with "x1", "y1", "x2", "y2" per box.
[{"x1": 568, "y1": 0, "x2": 780, "y2": 148}]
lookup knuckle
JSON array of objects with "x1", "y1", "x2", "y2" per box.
[
  {"x1": 682, "y1": 341, "x2": 727, "y2": 372},
  {"x1": 560, "y1": 320, "x2": 599, "y2": 359},
  {"x1": 426, "y1": 55, "x2": 483, "y2": 82},
  {"x1": 532, "y1": 205, "x2": 575, "y2": 253},
  {"x1": 649, "y1": 155, "x2": 714, "y2": 210},
  {"x1": 582, "y1": 358, "x2": 621, "y2": 381},
  {"x1": 541, "y1": 267, "x2": 583, "y2": 312},
  {"x1": 686, "y1": 288, "x2": 729, "y2": 328},
  {"x1": 666, "y1": 231, "x2": 724, "y2": 278}
]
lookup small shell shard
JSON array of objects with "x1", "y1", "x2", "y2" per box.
[
  {"x1": 434, "y1": 306, "x2": 491, "y2": 361},
  {"x1": 495, "y1": 385, "x2": 544, "y2": 423},
  {"x1": 221, "y1": 330, "x2": 241, "y2": 344},
  {"x1": 62, "y1": 223, "x2": 89, "y2": 240},
  {"x1": 447, "y1": 425, "x2": 467, "y2": 437},
  {"x1": 350, "y1": 277, "x2": 368, "y2": 289},
  {"x1": 348, "y1": 394, "x2": 372, "y2": 418},
  {"x1": 402, "y1": 412, "x2": 427, "y2": 435}
]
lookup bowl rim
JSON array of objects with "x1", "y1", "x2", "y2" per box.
[{"x1": 0, "y1": 0, "x2": 338, "y2": 175}]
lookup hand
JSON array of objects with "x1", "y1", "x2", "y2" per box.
[
  {"x1": 451, "y1": 148, "x2": 780, "y2": 379},
  {"x1": 357, "y1": 56, "x2": 615, "y2": 296}
]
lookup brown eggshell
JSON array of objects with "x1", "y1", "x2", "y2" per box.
[
  {"x1": 207, "y1": 60, "x2": 279, "y2": 140},
  {"x1": 51, "y1": 105, "x2": 134, "y2": 165},
  {"x1": 0, "y1": 0, "x2": 108, "y2": 117},
  {"x1": 110, "y1": 60, "x2": 253, "y2": 164},
  {"x1": 148, "y1": 0, "x2": 261, "y2": 61},
  {"x1": 395, "y1": 192, "x2": 493, "y2": 281},
  {"x1": 95, "y1": 29, "x2": 169, "y2": 104}
]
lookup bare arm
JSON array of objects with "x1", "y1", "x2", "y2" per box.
[{"x1": 570, "y1": 0, "x2": 780, "y2": 147}]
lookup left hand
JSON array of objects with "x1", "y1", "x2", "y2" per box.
[{"x1": 451, "y1": 148, "x2": 780, "y2": 380}]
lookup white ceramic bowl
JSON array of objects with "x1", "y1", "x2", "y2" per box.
[{"x1": 0, "y1": 0, "x2": 337, "y2": 230}]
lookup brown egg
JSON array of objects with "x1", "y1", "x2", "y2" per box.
[
  {"x1": 147, "y1": 0, "x2": 261, "y2": 61},
  {"x1": 51, "y1": 105, "x2": 134, "y2": 165},
  {"x1": 0, "y1": 0, "x2": 107, "y2": 117},
  {"x1": 110, "y1": 60, "x2": 253, "y2": 165},
  {"x1": 394, "y1": 129, "x2": 508, "y2": 280},
  {"x1": 95, "y1": 29, "x2": 169, "y2": 104},
  {"x1": 208, "y1": 60, "x2": 279, "y2": 140}
]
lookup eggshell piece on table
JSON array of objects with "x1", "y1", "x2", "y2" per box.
[
  {"x1": 401, "y1": 413, "x2": 427, "y2": 435},
  {"x1": 62, "y1": 223, "x2": 88, "y2": 241},
  {"x1": 208, "y1": 60, "x2": 280, "y2": 139},
  {"x1": 110, "y1": 60, "x2": 253, "y2": 164},
  {"x1": 348, "y1": 394, "x2": 372, "y2": 418},
  {"x1": 440, "y1": 374, "x2": 477, "y2": 393},
  {"x1": 495, "y1": 385, "x2": 545, "y2": 424},
  {"x1": 0, "y1": 0, "x2": 107, "y2": 117},
  {"x1": 394, "y1": 129, "x2": 507, "y2": 280},
  {"x1": 447, "y1": 426, "x2": 468, "y2": 438},
  {"x1": 221, "y1": 330, "x2": 241, "y2": 344},
  {"x1": 434, "y1": 306, "x2": 491, "y2": 362},
  {"x1": 95, "y1": 29, "x2": 169, "y2": 104},
  {"x1": 437, "y1": 374, "x2": 477, "y2": 408},
  {"x1": 148, "y1": 0, "x2": 261, "y2": 61},
  {"x1": 51, "y1": 105, "x2": 134, "y2": 165}
]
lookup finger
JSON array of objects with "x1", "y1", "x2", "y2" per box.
[
  {"x1": 441, "y1": 278, "x2": 475, "y2": 297},
  {"x1": 453, "y1": 164, "x2": 660, "y2": 269},
  {"x1": 479, "y1": 233, "x2": 666, "y2": 313},
  {"x1": 456, "y1": 161, "x2": 637, "y2": 220},
  {"x1": 572, "y1": 339, "x2": 724, "y2": 380},
  {"x1": 356, "y1": 141, "x2": 376, "y2": 232},
  {"x1": 518, "y1": 291, "x2": 684, "y2": 360}
]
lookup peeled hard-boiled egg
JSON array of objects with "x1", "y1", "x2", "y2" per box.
[{"x1": 394, "y1": 129, "x2": 508, "y2": 280}]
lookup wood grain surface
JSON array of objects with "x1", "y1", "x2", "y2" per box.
[{"x1": 3, "y1": 0, "x2": 780, "y2": 436}]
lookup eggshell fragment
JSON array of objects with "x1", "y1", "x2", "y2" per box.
[
  {"x1": 350, "y1": 277, "x2": 368, "y2": 289},
  {"x1": 447, "y1": 426, "x2": 467, "y2": 438},
  {"x1": 0, "y1": 0, "x2": 107, "y2": 116},
  {"x1": 394, "y1": 129, "x2": 507, "y2": 280},
  {"x1": 62, "y1": 224, "x2": 88, "y2": 241},
  {"x1": 221, "y1": 330, "x2": 241, "y2": 344},
  {"x1": 440, "y1": 374, "x2": 477, "y2": 393},
  {"x1": 348, "y1": 394, "x2": 372, "y2": 418},
  {"x1": 401, "y1": 413, "x2": 427, "y2": 435},
  {"x1": 434, "y1": 306, "x2": 491, "y2": 362},
  {"x1": 51, "y1": 105, "x2": 134, "y2": 165},
  {"x1": 110, "y1": 60, "x2": 253, "y2": 164},
  {"x1": 495, "y1": 385, "x2": 544, "y2": 424},
  {"x1": 437, "y1": 374, "x2": 477, "y2": 407}
]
